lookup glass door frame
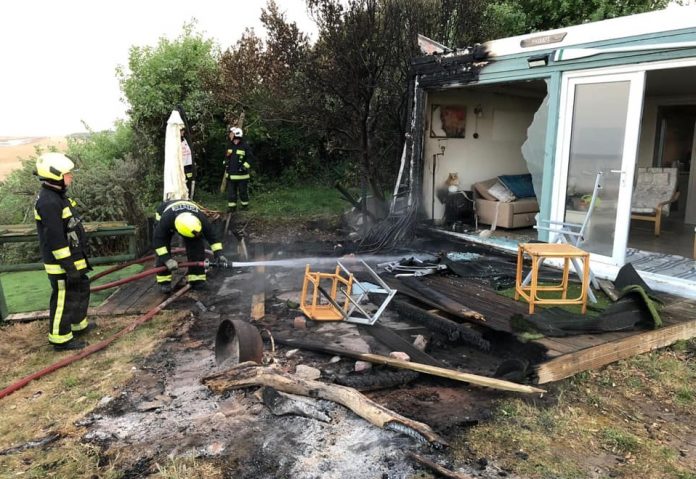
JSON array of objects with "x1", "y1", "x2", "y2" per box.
[{"x1": 551, "y1": 70, "x2": 645, "y2": 266}]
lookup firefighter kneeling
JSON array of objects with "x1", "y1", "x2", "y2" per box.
[{"x1": 153, "y1": 200, "x2": 228, "y2": 293}]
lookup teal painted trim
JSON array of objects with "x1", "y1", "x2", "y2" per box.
[
  {"x1": 478, "y1": 30, "x2": 696, "y2": 82},
  {"x1": 538, "y1": 73, "x2": 562, "y2": 242}
]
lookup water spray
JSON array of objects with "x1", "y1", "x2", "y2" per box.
[{"x1": 219, "y1": 254, "x2": 439, "y2": 270}]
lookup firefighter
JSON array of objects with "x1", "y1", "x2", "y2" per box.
[
  {"x1": 224, "y1": 127, "x2": 254, "y2": 211},
  {"x1": 34, "y1": 152, "x2": 93, "y2": 350},
  {"x1": 181, "y1": 129, "x2": 195, "y2": 196},
  {"x1": 153, "y1": 199, "x2": 228, "y2": 293}
]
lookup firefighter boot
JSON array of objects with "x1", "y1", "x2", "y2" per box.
[{"x1": 53, "y1": 339, "x2": 87, "y2": 351}]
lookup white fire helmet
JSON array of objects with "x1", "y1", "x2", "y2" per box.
[{"x1": 36, "y1": 152, "x2": 75, "y2": 181}]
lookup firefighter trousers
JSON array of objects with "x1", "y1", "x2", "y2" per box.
[
  {"x1": 47, "y1": 273, "x2": 91, "y2": 345},
  {"x1": 227, "y1": 178, "x2": 249, "y2": 208},
  {"x1": 155, "y1": 238, "x2": 207, "y2": 286}
]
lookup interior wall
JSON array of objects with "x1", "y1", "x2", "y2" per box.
[
  {"x1": 423, "y1": 88, "x2": 543, "y2": 220},
  {"x1": 637, "y1": 95, "x2": 696, "y2": 168}
]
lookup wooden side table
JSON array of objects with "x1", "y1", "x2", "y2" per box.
[{"x1": 515, "y1": 243, "x2": 591, "y2": 314}]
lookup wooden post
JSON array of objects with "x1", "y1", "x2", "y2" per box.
[{"x1": 0, "y1": 278, "x2": 9, "y2": 321}]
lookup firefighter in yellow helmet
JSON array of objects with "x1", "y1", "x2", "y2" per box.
[
  {"x1": 152, "y1": 199, "x2": 227, "y2": 293},
  {"x1": 34, "y1": 152, "x2": 94, "y2": 350}
]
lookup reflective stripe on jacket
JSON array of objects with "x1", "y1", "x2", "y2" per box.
[
  {"x1": 224, "y1": 139, "x2": 253, "y2": 179},
  {"x1": 35, "y1": 184, "x2": 89, "y2": 275}
]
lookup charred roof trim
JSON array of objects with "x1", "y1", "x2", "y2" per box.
[{"x1": 410, "y1": 45, "x2": 491, "y2": 89}]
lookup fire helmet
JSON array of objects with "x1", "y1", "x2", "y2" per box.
[
  {"x1": 174, "y1": 212, "x2": 202, "y2": 238},
  {"x1": 230, "y1": 127, "x2": 243, "y2": 138},
  {"x1": 36, "y1": 152, "x2": 75, "y2": 181}
]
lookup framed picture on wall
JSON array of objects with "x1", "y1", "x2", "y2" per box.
[{"x1": 430, "y1": 104, "x2": 466, "y2": 138}]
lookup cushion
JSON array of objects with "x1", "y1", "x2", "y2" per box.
[
  {"x1": 636, "y1": 171, "x2": 669, "y2": 186},
  {"x1": 472, "y1": 178, "x2": 499, "y2": 201},
  {"x1": 498, "y1": 173, "x2": 536, "y2": 198},
  {"x1": 487, "y1": 181, "x2": 516, "y2": 203},
  {"x1": 509, "y1": 197, "x2": 539, "y2": 214}
]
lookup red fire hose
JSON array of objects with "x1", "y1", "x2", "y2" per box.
[
  {"x1": 0, "y1": 257, "x2": 210, "y2": 401},
  {"x1": 0, "y1": 284, "x2": 191, "y2": 400},
  {"x1": 89, "y1": 249, "x2": 213, "y2": 282},
  {"x1": 88, "y1": 248, "x2": 186, "y2": 282},
  {"x1": 90, "y1": 261, "x2": 205, "y2": 292}
]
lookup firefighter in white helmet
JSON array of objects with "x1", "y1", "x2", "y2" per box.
[
  {"x1": 34, "y1": 152, "x2": 94, "y2": 350},
  {"x1": 152, "y1": 199, "x2": 228, "y2": 293},
  {"x1": 224, "y1": 126, "x2": 254, "y2": 211}
]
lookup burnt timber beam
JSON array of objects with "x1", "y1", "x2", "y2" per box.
[
  {"x1": 390, "y1": 299, "x2": 490, "y2": 352},
  {"x1": 203, "y1": 361, "x2": 447, "y2": 447},
  {"x1": 384, "y1": 276, "x2": 485, "y2": 321},
  {"x1": 273, "y1": 336, "x2": 545, "y2": 394}
]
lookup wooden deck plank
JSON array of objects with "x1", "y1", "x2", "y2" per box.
[
  {"x1": 95, "y1": 281, "x2": 140, "y2": 315},
  {"x1": 251, "y1": 244, "x2": 266, "y2": 321},
  {"x1": 535, "y1": 317, "x2": 696, "y2": 384},
  {"x1": 97, "y1": 275, "x2": 157, "y2": 315},
  {"x1": 123, "y1": 279, "x2": 164, "y2": 315}
]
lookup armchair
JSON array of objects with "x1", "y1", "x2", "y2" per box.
[{"x1": 630, "y1": 167, "x2": 679, "y2": 237}]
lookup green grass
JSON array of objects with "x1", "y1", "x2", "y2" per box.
[
  {"x1": 194, "y1": 183, "x2": 350, "y2": 220},
  {"x1": 0, "y1": 264, "x2": 144, "y2": 314},
  {"x1": 459, "y1": 344, "x2": 696, "y2": 479}
]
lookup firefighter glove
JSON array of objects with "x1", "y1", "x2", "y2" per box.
[
  {"x1": 216, "y1": 254, "x2": 229, "y2": 268},
  {"x1": 165, "y1": 258, "x2": 178, "y2": 272}
]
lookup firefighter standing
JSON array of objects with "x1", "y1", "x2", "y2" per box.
[
  {"x1": 224, "y1": 127, "x2": 254, "y2": 211},
  {"x1": 181, "y1": 129, "x2": 195, "y2": 196},
  {"x1": 34, "y1": 153, "x2": 93, "y2": 350},
  {"x1": 153, "y1": 199, "x2": 228, "y2": 293}
]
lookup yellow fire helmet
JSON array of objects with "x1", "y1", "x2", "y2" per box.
[
  {"x1": 36, "y1": 152, "x2": 75, "y2": 181},
  {"x1": 174, "y1": 212, "x2": 202, "y2": 238}
]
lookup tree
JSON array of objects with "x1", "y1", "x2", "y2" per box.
[
  {"x1": 209, "y1": 2, "x2": 319, "y2": 181},
  {"x1": 301, "y1": 0, "x2": 487, "y2": 203},
  {"x1": 117, "y1": 23, "x2": 222, "y2": 195},
  {"x1": 483, "y1": 0, "x2": 672, "y2": 39}
]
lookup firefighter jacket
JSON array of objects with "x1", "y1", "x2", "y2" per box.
[
  {"x1": 153, "y1": 200, "x2": 223, "y2": 261},
  {"x1": 224, "y1": 139, "x2": 253, "y2": 180},
  {"x1": 34, "y1": 184, "x2": 90, "y2": 275}
]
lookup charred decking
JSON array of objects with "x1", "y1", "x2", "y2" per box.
[
  {"x1": 96, "y1": 252, "x2": 696, "y2": 387},
  {"x1": 388, "y1": 274, "x2": 696, "y2": 384}
]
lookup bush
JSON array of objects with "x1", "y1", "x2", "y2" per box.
[{"x1": 0, "y1": 127, "x2": 152, "y2": 264}]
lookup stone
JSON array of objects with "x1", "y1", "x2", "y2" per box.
[
  {"x1": 293, "y1": 316, "x2": 307, "y2": 329},
  {"x1": 295, "y1": 364, "x2": 321, "y2": 380},
  {"x1": 389, "y1": 351, "x2": 410, "y2": 362},
  {"x1": 354, "y1": 361, "x2": 372, "y2": 373},
  {"x1": 412, "y1": 334, "x2": 428, "y2": 351}
]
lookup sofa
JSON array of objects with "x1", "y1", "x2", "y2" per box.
[{"x1": 472, "y1": 174, "x2": 539, "y2": 229}]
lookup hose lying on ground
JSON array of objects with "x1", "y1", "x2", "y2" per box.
[
  {"x1": 0, "y1": 260, "x2": 206, "y2": 401},
  {"x1": 90, "y1": 261, "x2": 203, "y2": 292}
]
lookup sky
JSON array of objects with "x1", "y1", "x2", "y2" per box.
[{"x1": 0, "y1": 0, "x2": 316, "y2": 137}]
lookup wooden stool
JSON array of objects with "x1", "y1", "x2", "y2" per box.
[{"x1": 515, "y1": 243, "x2": 590, "y2": 314}]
